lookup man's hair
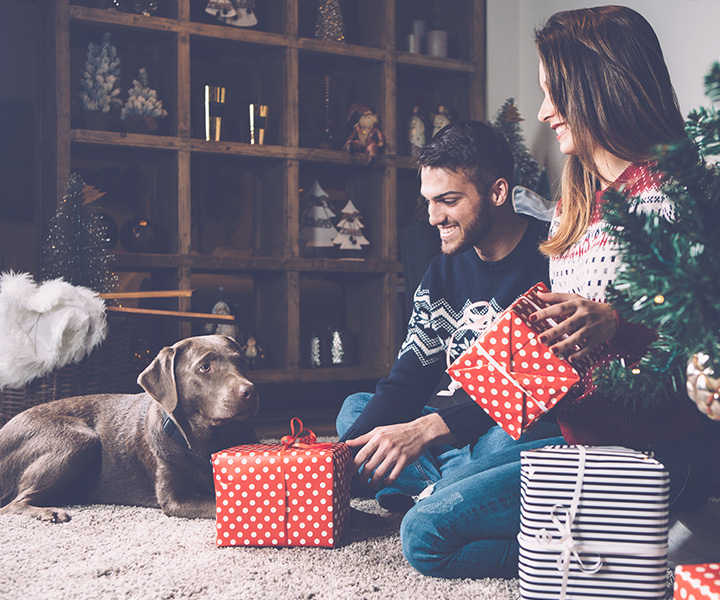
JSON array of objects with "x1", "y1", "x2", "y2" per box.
[
  {"x1": 535, "y1": 5, "x2": 686, "y2": 256},
  {"x1": 415, "y1": 120, "x2": 514, "y2": 197}
]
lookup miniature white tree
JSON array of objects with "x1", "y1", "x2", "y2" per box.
[
  {"x1": 80, "y1": 32, "x2": 122, "y2": 114},
  {"x1": 333, "y1": 199, "x2": 369, "y2": 253},
  {"x1": 121, "y1": 68, "x2": 167, "y2": 121},
  {"x1": 299, "y1": 180, "x2": 338, "y2": 255}
]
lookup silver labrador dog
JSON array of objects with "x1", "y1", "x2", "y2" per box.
[{"x1": 0, "y1": 335, "x2": 259, "y2": 522}]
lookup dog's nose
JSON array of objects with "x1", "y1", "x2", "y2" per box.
[{"x1": 238, "y1": 382, "x2": 256, "y2": 401}]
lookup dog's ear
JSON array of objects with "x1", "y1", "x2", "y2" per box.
[{"x1": 137, "y1": 345, "x2": 179, "y2": 414}]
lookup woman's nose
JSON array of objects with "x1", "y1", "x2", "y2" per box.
[{"x1": 538, "y1": 96, "x2": 554, "y2": 123}]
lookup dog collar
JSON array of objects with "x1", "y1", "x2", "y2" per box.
[{"x1": 161, "y1": 409, "x2": 191, "y2": 451}]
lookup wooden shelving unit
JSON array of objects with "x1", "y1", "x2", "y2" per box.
[{"x1": 39, "y1": 0, "x2": 486, "y2": 407}]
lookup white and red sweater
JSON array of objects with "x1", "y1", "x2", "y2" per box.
[{"x1": 550, "y1": 162, "x2": 703, "y2": 445}]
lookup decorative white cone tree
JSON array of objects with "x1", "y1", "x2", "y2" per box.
[
  {"x1": 333, "y1": 199, "x2": 369, "y2": 257},
  {"x1": 299, "y1": 180, "x2": 339, "y2": 257}
]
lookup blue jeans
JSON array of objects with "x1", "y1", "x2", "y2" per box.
[
  {"x1": 337, "y1": 393, "x2": 533, "y2": 503},
  {"x1": 336, "y1": 392, "x2": 564, "y2": 577}
]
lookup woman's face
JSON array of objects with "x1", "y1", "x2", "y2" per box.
[{"x1": 537, "y1": 62, "x2": 576, "y2": 156}]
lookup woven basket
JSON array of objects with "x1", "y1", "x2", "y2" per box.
[{"x1": 0, "y1": 315, "x2": 139, "y2": 426}]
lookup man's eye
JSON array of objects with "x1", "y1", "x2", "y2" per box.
[{"x1": 199, "y1": 363, "x2": 211, "y2": 373}]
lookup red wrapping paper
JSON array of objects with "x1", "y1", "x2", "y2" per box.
[
  {"x1": 447, "y1": 282, "x2": 603, "y2": 439},
  {"x1": 674, "y1": 564, "x2": 720, "y2": 600},
  {"x1": 212, "y1": 419, "x2": 352, "y2": 547}
]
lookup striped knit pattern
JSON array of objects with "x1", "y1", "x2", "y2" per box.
[{"x1": 519, "y1": 445, "x2": 670, "y2": 600}]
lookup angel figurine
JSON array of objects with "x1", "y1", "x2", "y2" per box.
[
  {"x1": 408, "y1": 106, "x2": 426, "y2": 157},
  {"x1": 431, "y1": 105, "x2": 453, "y2": 138}
]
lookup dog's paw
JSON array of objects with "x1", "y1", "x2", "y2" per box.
[{"x1": 38, "y1": 508, "x2": 71, "y2": 523}]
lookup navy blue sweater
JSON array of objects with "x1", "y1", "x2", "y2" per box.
[{"x1": 341, "y1": 216, "x2": 550, "y2": 447}]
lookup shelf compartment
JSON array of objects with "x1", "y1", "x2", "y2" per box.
[
  {"x1": 297, "y1": 0, "x2": 386, "y2": 49},
  {"x1": 298, "y1": 161, "x2": 387, "y2": 261},
  {"x1": 70, "y1": 144, "x2": 180, "y2": 255},
  {"x1": 69, "y1": 20, "x2": 178, "y2": 136},
  {"x1": 190, "y1": 153, "x2": 286, "y2": 258},
  {"x1": 394, "y1": 0, "x2": 475, "y2": 61},
  {"x1": 395, "y1": 63, "x2": 473, "y2": 157},
  {"x1": 188, "y1": 0, "x2": 285, "y2": 35},
  {"x1": 189, "y1": 37, "x2": 287, "y2": 145},
  {"x1": 299, "y1": 272, "x2": 394, "y2": 371},
  {"x1": 298, "y1": 51, "x2": 385, "y2": 150},
  {"x1": 70, "y1": 4, "x2": 181, "y2": 29}
]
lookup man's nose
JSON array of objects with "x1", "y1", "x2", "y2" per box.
[{"x1": 427, "y1": 202, "x2": 443, "y2": 227}]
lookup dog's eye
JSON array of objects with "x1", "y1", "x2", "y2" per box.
[{"x1": 198, "y1": 362, "x2": 211, "y2": 373}]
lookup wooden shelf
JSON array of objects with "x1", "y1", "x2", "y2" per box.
[{"x1": 41, "y1": 0, "x2": 486, "y2": 407}]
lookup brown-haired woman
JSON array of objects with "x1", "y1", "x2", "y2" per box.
[{"x1": 531, "y1": 5, "x2": 715, "y2": 563}]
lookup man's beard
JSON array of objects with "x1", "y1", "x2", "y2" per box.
[{"x1": 441, "y1": 209, "x2": 492, "y2": 256}]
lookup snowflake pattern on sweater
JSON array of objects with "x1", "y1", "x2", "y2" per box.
[
  {"x1": 399, "y1": 288, "x2": 503, "y2": 366},
  {"x1": 550, "y1": 163, "x2": 671, "y2": 301}
]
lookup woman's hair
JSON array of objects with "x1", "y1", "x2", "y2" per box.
[
  {"x1": 415, "y1": 120, "x2": 514, "y2": 199},
  {"x1": 535, "y1": 5, "x2": 686, "y2": 256}
]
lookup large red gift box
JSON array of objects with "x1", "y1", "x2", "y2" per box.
[
  {"x1": 212, "y1": 419, "x2": 352, "y2": 548},
  {"x1": 446, "y1": 282, "x2": 603, "y2": 440},
  {"x1": 674, "y1": 564, "x2": 720, "y2": 600}
]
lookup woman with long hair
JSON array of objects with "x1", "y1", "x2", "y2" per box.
[{"x1": 532, "y1": 2, "x2": 713, "y2": 541}]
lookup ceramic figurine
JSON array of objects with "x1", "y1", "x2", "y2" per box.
[
  {"x1": 408, "y1": 106, "x2": 426, "y2": 157},
  {"x1": 431, "y1": 105, "x2": 452, "y2": 138},
  {"x1": 343, "y1": 103, "x2": 386, "y2": 163}
]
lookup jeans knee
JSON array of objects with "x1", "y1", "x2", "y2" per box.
[
  {"x1": 400, "y1": 509, "x2": 445, "y2": 577},
  {"x1": 335, "y1": 392, "x2": 372, "y2": 438}
]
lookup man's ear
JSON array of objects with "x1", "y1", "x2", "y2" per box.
[{"x1": 489, "y1": 178, "x2": 510, "y2": 207}]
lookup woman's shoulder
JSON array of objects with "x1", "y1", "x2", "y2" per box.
[{"x1": 619, "y1": 162, "x2": 665, "y2": 195}]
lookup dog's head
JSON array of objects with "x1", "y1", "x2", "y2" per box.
[{"x1": 137, "y1": 335, "x2": 259, "y2": 441}]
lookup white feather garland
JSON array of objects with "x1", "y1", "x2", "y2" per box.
[{"x1": 0, "y1": 272, "x2": 107, "y2": 389}]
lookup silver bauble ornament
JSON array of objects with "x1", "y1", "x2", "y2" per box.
[{"x1": 686, "y1": 353, "x2": 720, "y2": 420}]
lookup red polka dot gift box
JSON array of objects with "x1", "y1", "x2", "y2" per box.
[
  {"x1": 212, "y1": 419, "x2": 352, "y2": 548},
  {"x1": 674, "y1": 564, "x2": 720, "y2": 600},
  {"x1": 446, "y1": 282, "x2": 604, "y2": 440}
]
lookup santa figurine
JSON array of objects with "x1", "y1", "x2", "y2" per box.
[{"x1": 343, "y1": 103, "x2": 385, "y2": 163}]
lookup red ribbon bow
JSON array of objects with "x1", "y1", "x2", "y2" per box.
[{"x1": 281, "y1": 417, "x2": 331, "y2": 449}]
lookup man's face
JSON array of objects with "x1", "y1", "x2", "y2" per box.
[{"x1": 420, "y1": 167, "x2": 492, "y2": 255}]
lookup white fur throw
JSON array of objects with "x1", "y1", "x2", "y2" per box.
[{"x1": 0, "y1": 272, "x2": 107, "y2": 389}]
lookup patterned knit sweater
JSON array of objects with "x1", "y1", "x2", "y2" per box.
[
  {"x1": 340, "y1": 216, "x2": 550, "y2": 446},
  {"x1": 550, "y1": 162, "x2": 703, "y2": 445}
]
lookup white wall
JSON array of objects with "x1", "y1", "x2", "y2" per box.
[{"x1": 487, "y1": 0, "x2": 720, "y2": 196}]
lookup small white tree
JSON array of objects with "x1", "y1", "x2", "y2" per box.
[
  {"x1": 121, "y1": 68, "x2": 167, "y2": 121},
  {"x1": 333, "y1": 199, "x2": 369, "y2": 253},
  {"x1": 80, "y1": 32, "x2": 122, "y2": 114}
]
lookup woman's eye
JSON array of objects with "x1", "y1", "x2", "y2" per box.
[{"x1": 199, "y1": 363, "x2": 211, "y2": 373}]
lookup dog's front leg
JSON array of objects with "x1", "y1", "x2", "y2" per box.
[{"x1": 155, "y1": 467, "x2": 217, "y2": 519}]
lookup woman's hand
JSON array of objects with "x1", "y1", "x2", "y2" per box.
[{"x1": 530, "y1": 291, "x2": 618, "y2": 363}]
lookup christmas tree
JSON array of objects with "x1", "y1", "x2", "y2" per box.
[
  {"x1": 493, "y1": 98, "x2": 550, "y2": 199},
  {"x1": 41, "y1": 173, "x2": 118, "y2": 294},
  {"x1": 333, "y1": 199, "x2": 369, "y2": 255},
  {"x1": 121, "y1": 67, "x2": 167, "y2": 131},
  {"x1": 299, "y1": 180, "x2": 338, "y2": 257},
  {"x1": 80, "y1": 32, "x2": 122, "y2": 114},
  {"x1": 596, "y1": 62, "x2": 720, "y2": 413}
]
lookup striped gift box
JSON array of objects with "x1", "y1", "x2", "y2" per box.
[{"x1": 519, "y1": 445, "x2": 670, "y2": 600}]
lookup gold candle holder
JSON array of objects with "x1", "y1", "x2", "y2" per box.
[
  {"x1": 249, "y1": 104, "x2": 268, "y2": 145},
  {"x1": 205, "y1": 85, "x2": 226, "y2": 141}
]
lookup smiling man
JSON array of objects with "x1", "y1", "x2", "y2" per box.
[{"x1": 336, "y1": 123, "x2": 560, "y2": 577}]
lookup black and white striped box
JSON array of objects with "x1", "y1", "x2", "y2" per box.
[{"x1": 519, "y1": 445, "x2": 670, "y2": 600}]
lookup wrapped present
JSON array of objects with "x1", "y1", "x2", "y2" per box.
[
  {"x1": 212, "y1": 418, "x2": 352, "y2": 548},
  {"x1": 445, "y1": 282, "x2": 604, "y2": 440},
  {"x1": 518, "y1": 445, "x2": 670, "y2": 600},
  {"x1": 674, "y1": 563, "x2": 720, "y2": 600}
]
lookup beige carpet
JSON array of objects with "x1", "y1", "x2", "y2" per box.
[{"x1": 0, "y1": 497, "x2": 521, "y2": 600}]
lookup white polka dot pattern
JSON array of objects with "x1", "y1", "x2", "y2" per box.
[
  {"x1": 211, "y1": 442, "x2": 352, "y2": 548},
  {"x1": 674, "y1": 563, "x2": 720, "y2": 600},
  {"x1": 447, "y1": 283, "x2": 581, "y2": 440}
]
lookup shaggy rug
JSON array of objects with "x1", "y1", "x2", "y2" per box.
[{"x1": 0, "y1": 498, "x2": 521, "y2": 600}]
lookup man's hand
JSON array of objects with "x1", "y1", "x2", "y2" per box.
[
  {"x1": 345, "y1": 413, "x2": 454, "y2": 488},
  {"x1": 531, "y1": 291, "x2": 617, "y2": 362}
]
